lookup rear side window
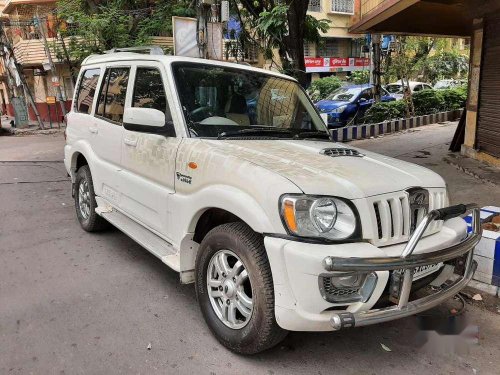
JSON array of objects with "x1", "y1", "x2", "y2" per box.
[
  {"x1": 96, "y1": 67, "x2": 130, "y2": 124},
  {"x1": 75, "y1": 68, "x2": 100, "y2": 114},
  {"x1": 132, "y1": 68, "x2": 171, "y2": 120}
]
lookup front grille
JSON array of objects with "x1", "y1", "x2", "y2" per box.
[
  {"x1": 368, "y1": 188, "x2": 447, "y2": 246},
  {"x1": 320, "y1": 148, "x2": 364, "y2": 157}
]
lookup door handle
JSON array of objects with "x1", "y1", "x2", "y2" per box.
[
  {"x1": 89, "y1": 126, "x2": 98, "y2": 134},
  {"x1": 123, "y1": 138, "x2": 138, "y2": 147}
]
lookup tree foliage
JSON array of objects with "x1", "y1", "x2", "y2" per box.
[
  {"x1": 421, "y1": 52, "x2": 469, "y2": 83},
  {"x1": 238, "y1": 1, "x2": 330, "y2": 86},
  {"x1": 363, "y1": 101, "x2": 407, "y2": 123},
  {"x1": 364, "y1": 87, "x2": 467, "y2": 123},
  {"x1": 307, "y1": 76, "x2": 342, "y2": 102},
  {"x1": 56, "y1": 0, "x2": 194, "y2": 62},
  {"x1": 350, "y1": 70, "x2": 370, "y2": 85}
]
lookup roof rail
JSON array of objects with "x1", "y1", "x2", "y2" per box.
[{"x1": 104, "y1": 46, "x2": 164, "y2": 55}]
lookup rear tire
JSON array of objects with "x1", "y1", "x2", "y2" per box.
[
  {"x1": 195, "y1": 222, "x2": 287, "y2": 354},
  {"x1": 74, "y1": 165, "x2": 109, "y2": 232}
]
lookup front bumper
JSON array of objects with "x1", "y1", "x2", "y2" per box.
[{"x1": 265, "y1": 204, "x2": 481, "y2": 332}]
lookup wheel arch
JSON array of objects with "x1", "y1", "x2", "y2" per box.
[{"x1": 178, "y1": 193, "x2": 275, "y2": 283}]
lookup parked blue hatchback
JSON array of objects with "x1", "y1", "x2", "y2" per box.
[{"x1": 315, "y1": 84, "x2": 395, "y2": 128}]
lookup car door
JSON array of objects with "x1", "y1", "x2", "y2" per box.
[
  {"x1": 356, "y1": 88, "x2": 374, "y2": 117},
  {"x1": 92, "y1": 65, "x2": 131, "y2": 205},
  {"x1": 69, "y1": 67, "x2": 102, "y2": 159},
  {"x1": 120, "y1": 63, "x2": 181, "y2": 238},
  {"x1": 381, "y1": 88, "x2": 396, "y2": 102}
]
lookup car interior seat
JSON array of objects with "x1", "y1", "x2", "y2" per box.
[{"x1": 225, "y1": 93, "x2": 251, "y2": 126}]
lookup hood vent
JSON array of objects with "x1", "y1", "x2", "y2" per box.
[{"x1": 320, "y1": 148, "x2": 364, "y2": 158}]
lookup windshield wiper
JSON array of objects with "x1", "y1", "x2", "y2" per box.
[
  {"x1": 217, "y1": 128, "x2": 293, "y2": 139},
  {"x1": 294, "y1": 131, "x2": 332, "y2": 140}
]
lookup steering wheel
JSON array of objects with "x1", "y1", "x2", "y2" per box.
[{"x1": 190, "y1": 107, "x2": 213, "y2": 122}]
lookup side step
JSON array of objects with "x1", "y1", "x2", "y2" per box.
[{"x1": 97, "y1": 205, "x2": 180, "y2": 272}]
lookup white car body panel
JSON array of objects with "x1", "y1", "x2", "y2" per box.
[{"x1": 64, "y1": 54, "x2": 469, "y2": 332}]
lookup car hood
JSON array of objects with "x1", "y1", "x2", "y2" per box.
[
  {"x1": 203, "y1": 139, "x2": 445, "y2": 199},
  {"x1": 315, "y1": 100, "x2": 350, "y2": 111}
]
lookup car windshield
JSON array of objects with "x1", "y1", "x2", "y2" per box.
[
  {"x1": 385, "y1": 84, "x2": 403, "y2": 94},
  {"x1": 325, "y1": 87, "x2": 363, "y2": 101},
  {"x1": 172, "y1": 63, "x2": 328, "y2": 139}
]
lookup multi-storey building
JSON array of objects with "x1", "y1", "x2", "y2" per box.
[
  {"x1": 305, "y1": 0, "x2": 369, "y2": 81},
  {"x1": 0, "y1": 0, "x2": 74, "y2": 122}
]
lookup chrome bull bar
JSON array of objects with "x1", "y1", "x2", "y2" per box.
[{"x1": 323, "y1": 204, "x2": 482, "y2": 331}]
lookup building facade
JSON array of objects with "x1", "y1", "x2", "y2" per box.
[
  {"x1": 305, "y1": 0, "x2": 369, "y2": 81},
  {"x1": 0, "y1": 0, "x2": 74, "y2": 123},
  {"x1": 350, "y1": 0, "x2": 499, "y2": 166}
]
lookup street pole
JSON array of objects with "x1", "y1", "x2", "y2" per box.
[
  {"x1": 35, "y1": 15, "x2": 67, "y2": 118},
  {"x1": 372, "y1": 34, "x2": 382, "y2": 102},
  {"x1": 0, "y1": 22, "x2": 44, "y2": 128}
]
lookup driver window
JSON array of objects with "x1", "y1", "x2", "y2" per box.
[{"x1": 359, "y1": 89, "x2": 373, "y2": 101}]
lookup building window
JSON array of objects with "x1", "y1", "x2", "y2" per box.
[
  {"x1": 304, "y1": 42, "x2": 314, "y2": 57},
  {"x1": 319, "y1": 39, "x2": 340, "y2": 57},
  {"x1": 308, "y1": 0, "x2": 321, "y2": 12},
  {"x1": 331, "y1": 0, "x2": 355, "y2": 14}
]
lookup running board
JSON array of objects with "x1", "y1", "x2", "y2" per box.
[{"x1": 96, "y1": 203, "x2": 180, "y2": 272}]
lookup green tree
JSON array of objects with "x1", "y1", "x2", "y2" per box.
[
  {"x1": 307, "y1": 76, "x2": 342, "y2": 102},
  {"x1": 237, "y1": 1, "x2": 330, "y2": 86},
  {"x1": 421, "y1": 51, "x2": 469, "y2": 83},
  {"x1": 350, "y1": 70, "x2": 370, "y2": 85},
  {"x1": 56, "y1": 0, "x2": 194, "y2": 62}
]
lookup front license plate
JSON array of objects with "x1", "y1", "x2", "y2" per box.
[{"x1": 412, "y1": 263, "x2": 443, "y2": 280}]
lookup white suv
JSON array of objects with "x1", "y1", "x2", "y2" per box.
[{"x1": 64, "y1": 49, "x2": 481, "y2": 354}]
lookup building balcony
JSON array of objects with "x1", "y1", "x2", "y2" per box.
[
  {"x1": 12, "y1": 37, "x2": 69, "y2": 66},
  {"x1": 2, "y1": 0, "x2": 55, "y2": 14}
]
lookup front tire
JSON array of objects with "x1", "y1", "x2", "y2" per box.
[
  {"x1": 74, "y1": 165, "x2": 109, "y2": 232},
  {"x1": 195, "y1": 222, "x2": 287, "y2": 354}
]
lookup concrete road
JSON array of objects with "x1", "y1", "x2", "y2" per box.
[{"x1": 1, "y1": 128, "x2": 499, "y2": 375}]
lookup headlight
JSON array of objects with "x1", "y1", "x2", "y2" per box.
[
  {"x1": 331, "y1": 105, "x2": 346, "y2": 114},
  {"x1": 280, "y1": 195, "x2": 360, "y2": 240}
]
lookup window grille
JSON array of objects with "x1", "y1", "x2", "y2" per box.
[
  {"x1": 331, "y1": 0, "x2": 355, "y2": 14},
  {"x1": 308, "y1": 0, "x2": 321, "y2": 12},
  {"x1": 318, "y1": 39, "x2": 340, "y2": 57}
]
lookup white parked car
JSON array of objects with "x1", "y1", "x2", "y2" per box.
[
  {"x1": 64, "y1": 48, "x2": 481, "y2": 354},
  {"x1": 385, "y1": 80, "x2": 433, "y2": 99},
  {"x1": 433, "y1": 79, "x2": 465, "y2": 90}
]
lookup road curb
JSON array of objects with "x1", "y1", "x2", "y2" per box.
[{"x1": 331, "y1": 109, "x2": 463, "y2": 142}]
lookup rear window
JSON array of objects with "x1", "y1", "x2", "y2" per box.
[{"x1": 75, "y1": 68, "x2": 100, "y2": 114}]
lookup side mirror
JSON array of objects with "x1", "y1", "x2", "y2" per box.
[
  {"x1": 358, "y1": 97, "x2": 367, "y2": 104},
  {"x1": 123, "y1": 107, "x2": 175, "y2": 136}
]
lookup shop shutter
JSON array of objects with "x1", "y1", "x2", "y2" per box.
[{"x1": 477, "y1": 12, "x2": 500, "y2": 158}]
